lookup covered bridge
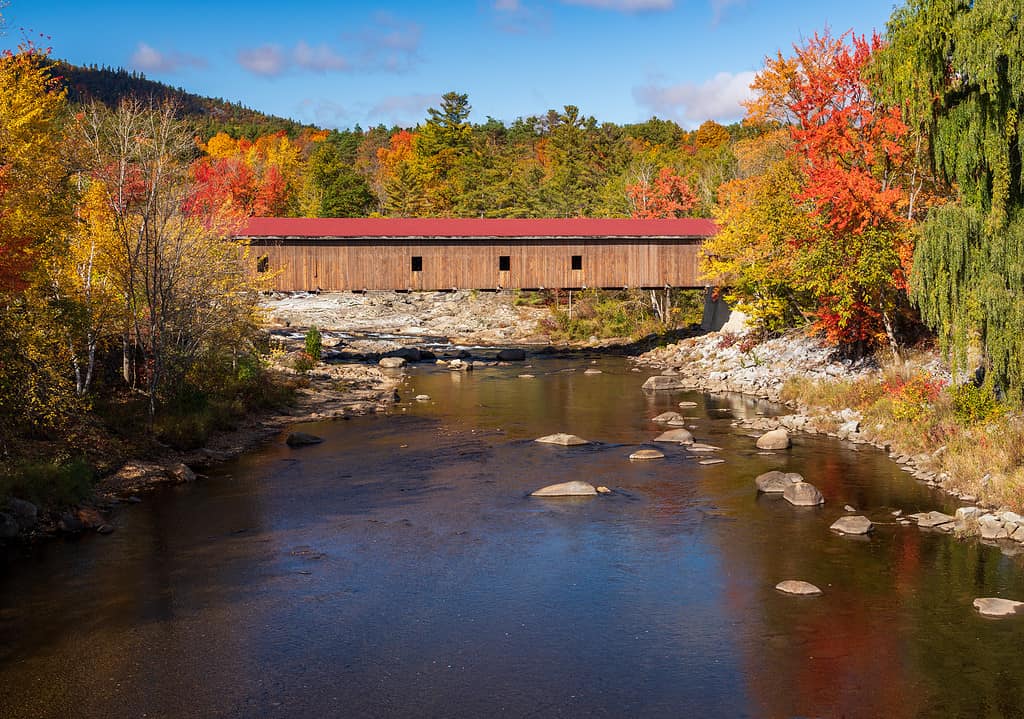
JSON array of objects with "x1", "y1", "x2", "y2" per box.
[{"x1": 237, "y1": 217, "x2": 717, "y2": 292}]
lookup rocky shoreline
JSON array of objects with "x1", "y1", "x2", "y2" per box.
[{"x1": 633, "y1": 329, "x2": 1024, "y2": 553}]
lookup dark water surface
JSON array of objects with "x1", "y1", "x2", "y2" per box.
[{"x1": 2, "y1": 356, "x2": 1024, "y2": 719}]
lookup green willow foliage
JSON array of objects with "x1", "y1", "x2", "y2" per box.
[{"x1": 876, "y1": 0, "x2": 1024, "y2": 402}]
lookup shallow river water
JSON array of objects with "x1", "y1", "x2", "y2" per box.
[{"x1": 2, "y1": 355, "x2": 1024, "y2": 719}]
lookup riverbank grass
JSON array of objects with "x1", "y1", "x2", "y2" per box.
[{"x1": 780, "y1": 366, "x2": 1024, "y2": 509}]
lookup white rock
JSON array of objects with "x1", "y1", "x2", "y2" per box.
[
  {"x1": 415, "y1": 394, "x2": 431, "y2": 401},
  {"x1": 775, "y1": 580, "x2": 822, "y2": 596},
  {"x1": 596, "y1": 485, "x2": 612, "y2": 494},
  {"x1": 783, "y1": 481, "x2": 824, "y2": 506},
  {"x1": 534, "y1": 433, "x2": 589, "y2": 446},
  {"x1": 831, "y1": 515, "x2": 874, "y2": 535},
  {"x1": 653, "y1": 429, "x2": 694, "y2": 445},
  {"x1": 584, "y1": 368, "x2": 602, "y2": 375},
  {"x1": 755, "y1": 471, "x2": 803, "y2": 493},
  {"x1": 531, "y1": 481, "x2": 598, "y2": 497},
  {"x1": 378, "y1": 356, "x2": 406, "y2": 368},
  {"x1": 629, "y1": 449, "x2": 665, "y2": 461},
  {"x1": 756, "y1": 428, "x2": 791, "y2": 450},
  {"x1": 698, "y1": 458, "x2": 725, "y2": 465},
  {"x1": 910, "y1": 511, "x2": 956, "y2": 529},
  {"x1": 973, "y1": 597, "x2": 1024, "y2": 617},
  {"x1": 652, "y1": 411, "x2": 684, "y2": 423}
]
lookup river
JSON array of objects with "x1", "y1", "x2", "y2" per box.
[{"x1": 2, "y1": 355, "x2": 1023, "y2": 718}]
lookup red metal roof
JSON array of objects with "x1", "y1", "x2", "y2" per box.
[{"x1": 239, "y1": 216, "x2": 717, "y2": 239}]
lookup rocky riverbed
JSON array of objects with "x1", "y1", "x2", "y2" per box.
[{"x1": 262, "y1": 290, "x2": 550, "y2": 347}]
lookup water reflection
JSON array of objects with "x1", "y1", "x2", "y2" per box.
[{"x1": 1, "y1": 356, "x2": 1023, "y2": 719}]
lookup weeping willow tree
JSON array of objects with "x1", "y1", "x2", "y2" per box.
[{"x1": 875, "y1": 0, "x2": 1024, "y2": 402}]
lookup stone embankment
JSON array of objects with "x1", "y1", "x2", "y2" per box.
[{"x1": 634, "y1": 328, "x2": 1024, "y2": 553}]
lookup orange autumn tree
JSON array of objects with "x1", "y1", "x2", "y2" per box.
[
  {"x1": 186, "y1": 131, "x2": 302, "y2": 226},
  {"x1": 785, "y1": 31, "x2": 912, "y2": 347},
  {"x1": 627, "y1": 166, "x2": 697, "y2": 219},
  {"x1": 709, "y1": 30, "x2": 912, "y2": 346}
]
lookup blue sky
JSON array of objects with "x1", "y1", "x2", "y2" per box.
[{"x1": 4, "y1": 0, "x2": 901, "y2": 130}]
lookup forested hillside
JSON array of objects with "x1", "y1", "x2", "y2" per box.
[{"x1": 51, "y1": 61, "x2": 315, "y2": 139}]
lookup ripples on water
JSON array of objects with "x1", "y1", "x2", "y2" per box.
[{"x1": 2, "y1": 356, "x2": 1023, "y2": 719}]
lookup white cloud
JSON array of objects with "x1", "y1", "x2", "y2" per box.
[
  {"x1": 356, "y1": 13, "x2": 422, "y2": 72},
  {"x1": 710, "y1": 0, "x2": 745, "y2": 24},
  {"x1": 494, "y1": 0, "x2": 521, "y2": 9},
  {"x1": 368, "y1": 93, "x2": 441, "y2": 123},
  {"x1": 560, "y1": 0, "x2": 673, "y2": 11},
  {"x1": 633, "y1": 70, "x2": 756, "y2": 126},
  {"x1": 237, "y1": 44, "x2": 287, "y2": 76},
  {"x1": 293, "y1": 41, "x2": 349, "y2": 72},
  {"x1": 129, "y1": 42, "x2": 207, "y2": 73}
]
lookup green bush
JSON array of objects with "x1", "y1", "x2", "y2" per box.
[
  {"x1": 304, "y1": 326, "x2": 322, "y2": 361},
  {"x1": 948, "y1": 381, "x2": 1005, "y2": 424},
  {"x1": 0, "y1": 458, "x2": 95, "y2": 507}
]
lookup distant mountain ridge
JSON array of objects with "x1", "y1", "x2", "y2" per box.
[{"x1": 50, "y1": 61, "x2": 318, "y2": 140}]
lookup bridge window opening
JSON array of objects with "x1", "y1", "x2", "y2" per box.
[
  {"x1": 571, "y1": 255, "x2": 582, "y2": 271},
  {"x1": 411, "y1": 256, "x2": 423, "y2": 272},
  {"x1": 256, "y1": 255, "x2": 269, "y2": 273},
  {"x1": 499, "y1": 255, "x2": 510, "y2": 271}
]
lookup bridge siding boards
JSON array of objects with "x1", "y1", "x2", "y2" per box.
[{"x1": 238, "y1": 218, "x2": 714, "y2": 292}]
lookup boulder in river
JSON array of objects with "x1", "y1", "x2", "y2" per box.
[
  {"x1": 775, "y1": 580, "x2": 822, "y2": 596},
  {"x1": 169, "y1": 462, "x2": 196, "y2": 483},
  {"x1": 653, "y1": 429, "x2": 694, "y2": 445},
  {"x1": 390, "y1": 347, "x2": 422, "y2": 362},
  {"x1": 830, "y1": 515, "x2": 873, "y2": 535},
  {"x1": 0, "y1": 513, "x2": 18, "y2": 540},
  {"x1": 642, "y1": 375, "x2": 685, "y2": 391},
  {"x1": 415, "y1": 394, "x2": 431, "y2": 401},
  {"x1": 583, "y1": 368, "x2": 602, "y2": 375},
  {"x1": 629, "y1": 448, "x2": 665, "y2": 461},
  {"x1": 973, "y1": 597, "x2": 1024, "y2": 617},
  {"x1": 535, "y1": 433, "x2": 589, "y2": 446},
  {"x1": 756, "y1": 428, "x2": 791, "y2": 450},
  {"x1": 910, "y1": 511, "x2": 955, "y2": 529},
  {"x1": 6, "y1": 498, "x2": 38, "y2": 531},
  {"x1": 652, "y1": 411, "x2": 683, "y2": 423},
  {"x1": 755, "y1": 471, "x2": 803, "y2": 493},
  {"x1": 783, "y1": 481, "x2": 824, "y2": 506},
  {"x1": 286, "y1": 431, "x2": 324, "y2": 447},
  {"x1": 497, "y1": 348, "x2": 526, "y2": 361},
  {"x1": 531, "y1": 481, "x2": 598, "y2": 497},
  {"x1": 378, "y1": 356, "x2": 406, "y2": 369}
]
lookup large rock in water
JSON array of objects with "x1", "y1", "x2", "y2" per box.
[
  {"x1": 531, "y1": 481, "x2": 598, "y2": 497},
  {"x1": 973, "y1": 597, "x2": 1024, "y2": 617},
  {"x1": 775, "y1": 580, "x2": 822, "y2": 596},
  {"x1": 496, "y1": 348, "x2": 526, "y2": 361},
  {"x1": 653, "y1": 429, "x2": 694, "y2": 445},
  {"x1": 286, "y1": 431, "x2": 324, "y2": 447},
  {"x1": 642, "y1": 375, "x2": 686, "y2": 391},
  {"x1": 830, "y1": 515, "x2": 874, "y2": 535},
  {"x1": 378, "y1": 356, "x2": 406, "y2": 368},
  {"x1": 535, "y1": 433, "x2": 589, "y2": 446},
  {"x1": 783, "y1": 481, "x2": 824, "y2": 506},
  {"x1": 756, "y1": 428, "x2": 791, "y2": 450},
  {"x1": 755, "y1": 471, "x2": 803, "y2": 493},
  {"x1": 629, "y1": 448, "x2": 665, "y2": 461}
]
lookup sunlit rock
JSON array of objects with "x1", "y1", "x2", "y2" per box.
[
  {"x1": 531, "y1": 481, "x2": 598, "y2": 497},
  {"x1": 776, "y1": 580, "x2": 822, "y2": 596},
  {"x1": 783, "y1": 481, "x2": 824, "y2": 506},
  {"x1": 535, "y1": 433, "x2": 589, "y2": 446},
  {"x1": 756, "y1": 428, "x2": 791, "y2": 450}
]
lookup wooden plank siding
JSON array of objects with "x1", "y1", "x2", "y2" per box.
[{"x1": 245, "y1": 237, "x2": 704, "y2": 291}]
